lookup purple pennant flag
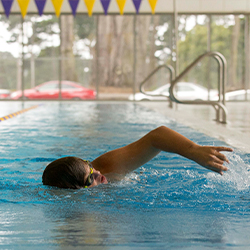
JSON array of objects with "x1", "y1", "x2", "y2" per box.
[
  {"x1": 35, "y1": 0, "x2": 46, "y2": 16},
  {"x1": 68, "y1": 0, "x2": 79, "y2": 16},
  {"x1": 100, "y1": 0, "x2": 111, "y2": 15},
  {"x1": 1, "y1": 0, "x2": 14, "y2": 18},
  {"x1": 132, "y1": 0, "x2": 142, "y2": 14}
]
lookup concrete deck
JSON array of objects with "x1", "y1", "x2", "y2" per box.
[{"x1": 140, "y1": 101, "x2": 250, "y2": 153}]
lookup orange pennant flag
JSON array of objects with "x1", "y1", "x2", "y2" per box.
[
  {"x1": 51, "y1": 0, "x2": 64, "y2": 17},
  {"x1": 116, "y1": 0, "x2": 126, "y2": 15},
  {"x1": 17, "y1": 0, "x2": 30, "y2": 18},
  {"x1": 148, "y1": 0, "x2": 158, "y2": 14},
  {"x1": 83, "y1": 0, "x2": 96, "y2": 16}
]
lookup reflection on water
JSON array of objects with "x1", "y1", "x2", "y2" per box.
[
  {"x1": 44, "y1": 203, "x2": 228, "y2": 249},
  {"x1": 0, "y1": 102, "x2": 250, "y2": 249}
]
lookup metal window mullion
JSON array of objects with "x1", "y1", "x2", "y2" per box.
[
  {"x1": 59, "y1": 16, "x2": 62, "y2": 100},
  {"x1": 173, "y1": 0, "x2": 178, "y2": 76},
  {"x1": 245, "y1": 15, "x2": 250, "y2": 100},
  {"x1": 21, "y1": 17, "x2": 24, "y2": 100},
  {"x1": 95, "y1": 15, "x2": 99, "y2": 100},
  {"x1": 133, "y1": 15, "x2": 137, "y2": 100}
]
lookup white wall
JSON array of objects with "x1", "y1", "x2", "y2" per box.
[{"x1": 1, "y1": 0, "x2": 250, "y2": 15}]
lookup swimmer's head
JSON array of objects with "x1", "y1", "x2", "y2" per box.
[{"x1": 42, "y1": 156, "x2": 108, "y2": 189}]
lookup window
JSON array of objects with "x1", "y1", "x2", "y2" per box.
[
  {"x1": 37, "y1": 83, "x2": 58, "y2": 91},
  {"x1": 62, "y1": 84, "x2": 78, "y2": 89}
]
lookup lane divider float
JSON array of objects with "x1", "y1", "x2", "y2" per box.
[{"x1": 0, "y1": 105, "x2": 41, "y2": 122}]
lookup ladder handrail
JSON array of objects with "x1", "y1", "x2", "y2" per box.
[
  {"x1": 139, "y1": 64, "x2": 175, "y2": 107},
  {"x1": 138, "y1": 51, "x2": 228, "y2": 123},
  {"x1": 169, "y1": 51, "x2": 227, "y2": 123}
]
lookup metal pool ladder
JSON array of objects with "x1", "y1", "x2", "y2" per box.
[{"x1": 139, "y1": 51, "x2": 228, "y2": 124}]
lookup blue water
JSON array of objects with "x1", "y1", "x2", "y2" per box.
[{"x1": 0, "y1": 101, "x2": 250, "y2": 249}]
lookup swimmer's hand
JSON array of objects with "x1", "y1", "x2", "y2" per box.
[{"x1": 189, "y1": 145, "x2": 233, "y2": 175}]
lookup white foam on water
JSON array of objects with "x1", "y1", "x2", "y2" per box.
[{"x1": 206, "y1": 151, "x2": 250, "y2": 191}]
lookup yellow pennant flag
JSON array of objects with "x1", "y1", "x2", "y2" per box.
[
  {"x1": 84, "y1": 0, "x2": 96, "y2": 16},
  {"x1": 51, "y1": 0, "x2": 64, "y2": 17},
  {"x1": 148, "y1": 0, "x2": 158, "y2": 14},
  {"x1": 116, "y1": 0, "x2": 126, "y2": 15},
  {"x1": 17, "y1": 0, "x2": 30, "y2": 18}
]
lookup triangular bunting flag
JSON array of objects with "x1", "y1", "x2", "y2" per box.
[
  {"x1": 116, "y1": 0, "x2": 126, "y2": 15},
  {"x1": 17, "y1": 0, "x2": 30, "y2": 18},
  {"x1": 51, "y1": 0, "x2": 64, "y2": 17},
  {"x1": 68, "y1": 0, "x2": 79, "y2": 16},
  {"x1": 1, "y1": 0, "x2": 14, "y2": 18},
  {"x1": 83, "y1": 0, "x2": 95, "y2": 16},
  {"x1": 35, "y1": 0, "x2": 46, "y2": 16},
  {"x1": 100, "y1": 0, "x2": 110, "y2": 15},
  {"x1": 132, "y1": 0, "x2": 141, "y2": 14},
  {"x1": 148, "y1": 0, "x2": 158, "y2": 14}
]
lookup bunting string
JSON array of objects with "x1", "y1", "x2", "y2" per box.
[{"x1": 0, "y1": 0, "x2": 158, "y2": 18}]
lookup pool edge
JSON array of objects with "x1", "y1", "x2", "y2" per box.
[{"x1": 139, "y1": 102, "x2": 250, "y2": 154}]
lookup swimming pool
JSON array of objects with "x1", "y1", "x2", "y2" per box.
[{"x1": 0, "y1": 101, "x2": 250, "y2": 249}]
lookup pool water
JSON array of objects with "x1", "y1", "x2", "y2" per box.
[{"x1": 0, "y1": 102, "x2": 250, "y2": 249}]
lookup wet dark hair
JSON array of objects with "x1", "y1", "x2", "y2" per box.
[{"x1": 42, "y1": 156, "x2": 87, "y2": 189}]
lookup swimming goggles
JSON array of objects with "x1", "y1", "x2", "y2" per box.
[{"x1": 83, "y1": 160, "x2": 94, "y2": 188}]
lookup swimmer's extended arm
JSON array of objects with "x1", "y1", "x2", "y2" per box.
[{"x1": 91, "y1": 126, "x2": 233, "y2": 176}]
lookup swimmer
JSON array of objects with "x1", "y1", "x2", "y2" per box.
[{"x1": 42, "y1": 126, "x2": 233, "y2": 189}]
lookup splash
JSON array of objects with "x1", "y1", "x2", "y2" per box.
[{"x1": 207, "y1": 150, "x2": 250, "y2": 191}]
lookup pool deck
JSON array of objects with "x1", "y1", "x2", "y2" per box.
[{"x1": 140, "y1": 101, "x2": 250, "y2": 153}]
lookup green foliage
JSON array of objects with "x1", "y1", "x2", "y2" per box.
[
  {"x1": 0, "y1": 14, "x2": 247, "y2": 92},
  {"x1": 74, "y1": 15, "x2": 95, "y2": 40},
  {"x1": 0, "y1": 52, "x2": 17, "y2": 89},
  {"x1": 179, "y1": 25, "x2": 208, "y2": 70},
  {"x1": 23, "y1": 58, "x2": 60, "y2": 88},
  {"x1": 178, "y1": 17, "x2": 247, "y2": 90},
  {"x1": 211, "y1": 23, "x2": 231, "y2": 58},
  {"x1": 178, "y1": 23, "x2": 233, "y2": 88},
  {"x1": 39, "y1": 46, "x2": 60, "y2": 57}
]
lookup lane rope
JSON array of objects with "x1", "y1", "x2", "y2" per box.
[{"x1": 0, "y1": 105, "x2": 41, "y2": 122}]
